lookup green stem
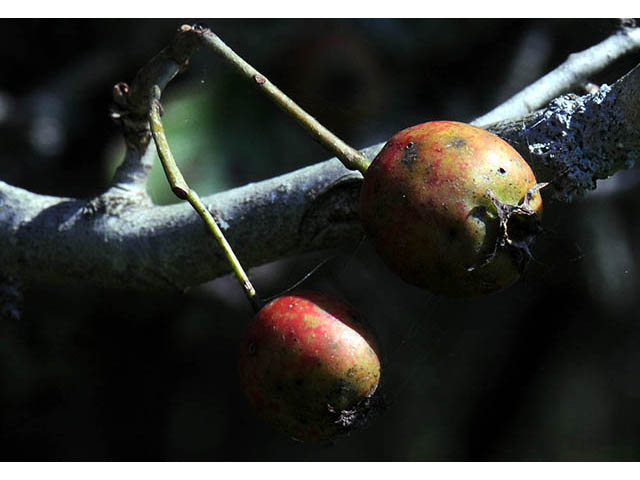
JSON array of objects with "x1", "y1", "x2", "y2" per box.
[
  {"x1": 148, "y1": 87, "x2": 189, "y2": 200},
  {"x1": 185, "y1": 189, "x2": 261, "y2": 313},
  {"x1": 149, "y1": 85, "x2": 261, "y2": 312},
  {"x1": 199, "y1": 28, "x2": 371, "y2": 176}
]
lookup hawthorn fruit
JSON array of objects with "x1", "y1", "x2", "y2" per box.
[
  {"x1": 238, "y1": 291, "x2": 381, "y2": 442},
  {"x1": 360, "y1": 121, "x2": 545, "y2": 296}
]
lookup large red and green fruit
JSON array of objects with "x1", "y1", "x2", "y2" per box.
[
  {"x1": 238, "y1": 291, "x2": 381, "y2": 442},
  {"x1": 360, "y1": 121, "x2": 544, "y2": 296}
]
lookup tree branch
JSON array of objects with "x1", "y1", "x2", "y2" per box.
[
  {"x1": 0, "y1": 157, "x2": 365, "y2": 290},
  {"x1": 485, "y1": 63, "x2": 640, "y2": 201},
  {"x1": 1, "y1": 26, "x2": 639, "y2": 290},
  {"x1": 473, "y1": 24, "x2": 640, "y2": 126},
  {"x1": 108, "y1": 25, "x2": 202, "y2": 194}
]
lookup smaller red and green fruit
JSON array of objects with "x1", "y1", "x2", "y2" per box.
[{"x1": 238, "y1": 292, "x2": 381, "y2": 442}]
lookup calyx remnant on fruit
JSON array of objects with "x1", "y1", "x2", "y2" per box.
[
  {"x1": 360, "y1": 121, "x2": 545, "y2": 296},
  {"x1": 470, "y1": 182, "x2": 548, "y2": 273}
]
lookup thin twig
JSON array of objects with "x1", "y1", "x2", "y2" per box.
[
  {"x1": 148, "y1": 87, "x2": 189, "y2": 200},
  {"x1": 109, "y1": 25, "x2": 202, "y2": 192},
  {"x1": 197, "y1": 26, "x2": 370, "y2": 175},
  {"x1": 149, "y1": 86, "x2": 261, "y2": 311}
]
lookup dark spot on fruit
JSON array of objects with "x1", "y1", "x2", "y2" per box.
[
  {"x1": 498, "y1": 167, "x2": 507, "y2": 175},
  {"x1": 401, "y1": 141, "x2": 418, "y2": 169},
  {"x1": 293, "y1": 337, "x2": 298, "y2": 342},
  {"x1": 451, "y1": 137, "x2": 466, "y2": 148},
  {"x1": 248, "y1": 342, "x2": 257, "y2": 355}
]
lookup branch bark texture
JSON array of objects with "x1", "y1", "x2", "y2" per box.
[
  {"x1": 0, "y1": 157, "x2": 365, "y2": 290},
  {"x1": 1, "y1": 26, "x2": 640, "y2": 290},
  {"x1": 473, "y1": 25, "x2": 640, "y2": 126},
  {"x1": 486, "y1": 63, "x2": 640, "y2": 201}
]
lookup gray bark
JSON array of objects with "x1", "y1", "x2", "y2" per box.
[
  {"x1": 473, "y1": 25, "x2": 640, "y2": 126},
  {"x1": 1, "y1": 28, "x2": 640, "y2": 291}
]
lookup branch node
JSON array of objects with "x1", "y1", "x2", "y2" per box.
[{"x1": 108, "y1": 25, "x2": 204, "y2": 195}]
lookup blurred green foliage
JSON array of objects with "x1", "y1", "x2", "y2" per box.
[{"x1": 105, "y1": 86, "x2": 231, "y2": 205}]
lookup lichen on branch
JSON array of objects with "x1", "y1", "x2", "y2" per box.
[{"x1": 485, "y1": 63, "x2": 640, "y2": 201}]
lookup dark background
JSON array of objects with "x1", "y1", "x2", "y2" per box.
[{"x1": 1, "y1": 18, "x2": 640, "y2": 461}]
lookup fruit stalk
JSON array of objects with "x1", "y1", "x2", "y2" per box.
[
  {"x1": 146, "y1": 38, "x2": 382, "y2": 442},
  {"x1": 148, "y1": 85, "x2": 261, "y2": 312},
  {"x1": 195, "y1": 27, "x2": 546, "y2": 296},
  {"x1": 198, "y1": 28, "x2": 370, "y2": 175}
]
